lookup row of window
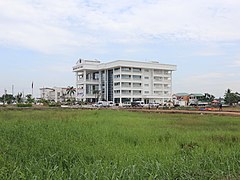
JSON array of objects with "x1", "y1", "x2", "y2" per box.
[
  {"x1": 114, "y1": 68, "x2": 171, "y2": 74},
  {"x1": 114, "y1": 67, "x2": 142, "y2": 72},
  {"x1": 114, "y1": 83, "x2": 170, "y2": 87},
  {"x1": 114, "y1": 90, "x2": 170, "y2": 95},
  {"x1": 113, "y1": 75, "x2": 170, "y2": 80}
]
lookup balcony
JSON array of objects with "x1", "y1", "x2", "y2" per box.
[
  {"x1": 122, "y1": 84, "x2": 131, "y2": 87},
  {"x1": 154, "y1": 86, "x2": 163, "y2": 89},
  {"x1": 153, "y1": 70, "x2": 162, "y2": 75},
  {"x1": 121, "y1": 82, "x2": 131, "y2": 86},
  {"x1": 122, "y1": 90, "x2": 131, "y2": 96},
  {"x1": 121, "y1": 75, "x2": 131, "y2": 80},
  {"x1": 121, "y1": 67, "x2": 131, "y2": 72},
  {"x1": 133, "y1": 90, "x2": 142, "y2": 96},
  {"x1": 85, "y1": 79, "x2": 99, "y2": 84},
  {"x1": 153, "y1": 78, "x2": 163, "y2": 82},
  {"x1": 114, "y1": 69, "x2": 120, "y2": 74},
  {"x1": 114, "y1": 85, "x2": 120, "y2": 90},
  {"x1": 114, "y1": 76, "x2": 120, "y2": 81}
]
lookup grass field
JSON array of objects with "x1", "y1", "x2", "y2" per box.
[{"x1": 0, "y1": 109, "x2": 240, "y2": 179}]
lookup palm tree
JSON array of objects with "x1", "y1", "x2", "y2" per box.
[
  {"x1": 66, "y1": 86, "x2": 76, "y2": 104},
  {"x1": 16, "y1": 93, "x2": 23, "y2": 103},
  {"x1": 26, "y1": 94, "x2": 34, "y2": 104}
]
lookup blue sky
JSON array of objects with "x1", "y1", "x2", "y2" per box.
[{"x1": 0, "y1": 0, "x2": 240, "y2": 98}]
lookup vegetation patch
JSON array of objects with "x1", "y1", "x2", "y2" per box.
[
  {"x1": 0, "y1": 109, "x2": 240, "y2": 179},
  {"x1": 16, "y1": 103, "x2": 32, "y2": 107}
]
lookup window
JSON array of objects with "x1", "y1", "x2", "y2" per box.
[
  {"x1": 122, "y1": 90, "x2": 131, "y2": 94},
  {"x1": 164, "y1": 91, "x2": 169, "y2": 95},
  {"x1": 144, "y1": 76, "x2": 149, "y2": 79},
  {"x1": 133, "y1": 83, "x2": 141, "y2": 87},
  {"x1": 133, "y1": 90, "x2": 141, "y2": 95},
  {"x1": 154, "y1": 91, "x2": 162, "y2": 95},
  {"x1": 144, "y1": 91, "x2": 149, "y2": 94},
  {"x1": 122, "y1": 82, "x2": 131, "y2": 87},
  {"x1": 133, "y1": 68, "x2": 141, "y2": 72},
  {"x1": 122, "y1": 67, "x2": 131, "y2": 71},
  {"x1": 154, "y1": 77, "x2": 162, "y2": 81},
  {"x1": 144, "y1": 84, "x2": 149, "y2": 87},
  {"x1": 154, "y1": 84, "x2": 162, "y2": 88},
  {"x1": 164, "y1": 70, "x2": 171, "y2": 75},
  {"x1": 144, "y1": 69, "x2": 149, "y2": 72},
  {"x1": 133, "y1": 75, "x2": 141, "y2": 80},
  {"x1": 154, "y1": 69, "x2": 162, "y2": 74},
  {"x1": 122, "y1": 75, "x2": 131, "y2": 79}
]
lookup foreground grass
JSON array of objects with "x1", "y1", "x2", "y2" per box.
[{"x1": 0, "y1": 109, "x2": 240, "y2": 179}]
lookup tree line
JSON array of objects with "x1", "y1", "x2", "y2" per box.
[{"x1": 0, "y1": 88, "x2": 239, "y2": 106}]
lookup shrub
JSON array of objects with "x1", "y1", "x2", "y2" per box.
[
  {"x1": 48, "y1": 102, "x2": 61, "y2": 107},
  {"x1": 16, "y1": 103, "x2": 32, "y2": 107}
]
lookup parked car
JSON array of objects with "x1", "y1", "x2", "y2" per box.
[
  {"x1": 108, "y1": 101, "x2": 114, "y2": 107},
  {"x1": 94, "y1": 101, "x2": 109, "y2": 107},
  {"x1": 122, "y1": 102, "x2": 131, "y2": 107},
  {"x1": 148, "y1": 103, "x2": 160, "y2": 108},
  {"x1": 131, "y1": 101, "x2": 146, "y2": 107}
]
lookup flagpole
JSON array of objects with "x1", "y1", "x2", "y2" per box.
[
  {"x1": 12, "y1": 85, "x2": 14, "y2": 96},
  {"x1": 32, "y1": 81, "x2": 34, "y2": 97}
]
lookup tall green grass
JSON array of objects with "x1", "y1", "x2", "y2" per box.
[{"x1": 0, "y1": 109, "x2": 240, "y2": 179}]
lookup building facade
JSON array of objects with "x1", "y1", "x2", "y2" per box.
[
  {"x1": 172, "y1": 93, "x2": 205, "y2": 106},
  {"x1": 39, "y1": 87, "x2": 73, "y2": 102},
  {"x1": 73, "y1": 59, "x2": 177, "y2": 105}
]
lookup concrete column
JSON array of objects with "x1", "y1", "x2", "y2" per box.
[
  {"x1": 119, "y1": 67, "x2": 122, "y2": 104},
  {"x1": 105, "y1": 69, "x2": 108, "y2": 101},
  {"x1": 76, "y1": 72, "x2": 78, "y2": 100},
  {"x1": 83, "y1": 70, "x2": 87, "y2": 102}
]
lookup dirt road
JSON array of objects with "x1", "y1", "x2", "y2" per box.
[{"x1": 126, "y1": 108, "x2": 240, "y2": 117}]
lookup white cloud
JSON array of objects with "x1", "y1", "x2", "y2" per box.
[
  {"x1": 231, "y1": 59, "x2": 240, "y2": 67},
  {"x1": 0, "y1": 0, "x2": 240, "y2": 54}
]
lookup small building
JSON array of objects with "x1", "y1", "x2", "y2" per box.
[
  {"x1": 172, "y1": 93, "x2": 189, "y2": 106},
  {"x1": 39, "y1": 87, "x2": 74, "y2": 102},
  {"x1": 173, "y1": 93, "x2": 206, "y2": 106},
  {"x1": 188, "y1": 93, "x2": 205, "y2": 106}
]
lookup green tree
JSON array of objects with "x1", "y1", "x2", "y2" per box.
[
  {"x1": 16, "y1": 93, "x2": 23, "y2": 103},
  {"x1": 26, "y1": 94, "x2": 35, "y2": 104},
  {"x1": 1, "y1": 94, "x2": 14, "y2": 104},
  {"x1": 224, "y1": 89, "x2": 240, "y2": 106},
  {"x1": 66, "y1": 86, "x2": 76, "y2": 97},
  {"x1": 66, "y1": 86, "x2": 76, "y2": 104},
  {"x1": 201, "y1": 93, "x2": 215, "y2": 102}
]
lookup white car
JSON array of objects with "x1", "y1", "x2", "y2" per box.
[
  {"x1": 95, "y1": 101, "x2": 109, "y2": 107},
  {"x1": 148, "y1": 103, "x2": 160, "y2": 108},
  {"x1": 122, "y1": 102, "x2": 131, "y2": 107},
  {"x1": 108, "y1": 101, "x2": 114, "y2": 107}
]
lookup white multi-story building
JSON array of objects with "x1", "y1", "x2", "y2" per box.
[{"x1": 73, "y1": 59, "x2": 177, "y2": 105}]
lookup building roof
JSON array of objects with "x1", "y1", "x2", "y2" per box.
[
  {"x1": 189, "y1": 93, "x2": 204, "y2": 97},
  {"x1": 174, "y1": 93, "x2": 189, "y2": 96},
  {"x1": 73, "y1": 59, "x2": 177, "y2": 72}
]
